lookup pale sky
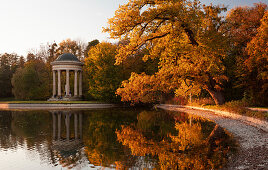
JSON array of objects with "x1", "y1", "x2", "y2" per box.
[{"x1": 0, "y1": 0, "x2": 267, "y2": 56}]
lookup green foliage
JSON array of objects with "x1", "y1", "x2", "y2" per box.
[
  {"x1": 11, "y1": 59, "x2": 50, "y2": 100},
  {"x1": 0, "y1": 53, "x2": 22, "y2": 98},
  {"x1": 85, "y1": 42, "x2": 123, "y2": 102}
]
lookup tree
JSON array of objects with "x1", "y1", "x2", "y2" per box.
[
  {"x1": 0, "y1": 53, "x2": 21, "y2": 98},
  {"x1": 26, "y1": 52, "x2": 36, "y2": 62},
  {"x1": 56, "y1": 38, "x2": 86, "y2": 60},
  {"x1": 47, "y1": 42, "x2": 58, "y2": 64},
  {"x1": 84, "y1": 39, "x2": 100, "y2": 58},
  {"x1": 105, "y1": 0, "x2": 229, "y2": 105},
  {"x1": 12, "y1": 59, "x2": 50, "y2": 100},
  {"x1": 224, "y1": 3, "x2": 267, "y2": 105},
  {"x1": 245, "y1": 11, "x2": 268, "y2": 105},
  {"x1": 0, "y1": 54, "x2": 12, "y2": 97},
  {"x1": 225, "y1": 3, "x2": 267, "y2": 53},
  {"x1": 85, "y1": 42, "x2": 124, "y2": 102},
  {"x1": 224, "y1": 3, "x2": 267, "y2": 103}
]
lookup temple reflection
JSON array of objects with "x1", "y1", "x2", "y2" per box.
[{"x1": 51, "y1": 111, "x2": 84, "y2": 168}]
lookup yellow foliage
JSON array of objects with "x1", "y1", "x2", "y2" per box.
[
  {"x1": 170, "y1": 122, "x2": 203, "y2": 151},
  {"x1": 105, "y1": 0, "x2": 229, "y2": 104},
  {"x1": 116, "y1": 118, "x2": 231, "y2": 169}
]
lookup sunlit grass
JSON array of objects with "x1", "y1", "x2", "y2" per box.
[{"x1": 189, "y1": 99, "x2": 268, "y2": 121}]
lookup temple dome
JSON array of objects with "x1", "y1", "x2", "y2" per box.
[{"x1": 56, "y1": 53, "x2": 80, "y2": 62}]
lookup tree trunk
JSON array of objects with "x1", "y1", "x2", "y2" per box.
[
  {"x1": 206, "y1": 124, "x2": 225, "y2": 145},
  {"x1": 206, "y1": 88, "x2": 225, "y2": 105},
  {"x1": 206, "y1": 125, "x2": 226, "y2": 158}
]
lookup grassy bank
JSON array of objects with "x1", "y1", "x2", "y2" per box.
[{"x1": 189, "y1": 100, "x2": 268, "y2": 121}]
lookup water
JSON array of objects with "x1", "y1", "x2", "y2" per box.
[{"x1": 0, "y1": 108, "x2": 236, "y2": 169}]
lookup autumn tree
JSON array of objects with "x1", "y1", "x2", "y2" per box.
[
  {"x1": 225, "y1": 3, "x2": 267, "y2": 54},
  {"x1": 84, "y1": 39, "x2": 100, "y2": 58},
  {"x1": 223, "y1": 3, "x2": 267, "y2": 102},
  {"x1": 12, "y1": 59, "x2": 50, "y2": 100},
  {"x1": 105, "y1": 0, "x2": 229, "y2": 105},
  {"x1": 56, "y1": 38, "x2": 86, "y2": 60},
  {"x1": 245, "y1": 11, "x2": 268, "y2": 105},
  {"x1": 46, "y1": 42, "x2": 58, "y2": 64},
  {"x1": 85, "y1": 42, "x2": 124, "y2": 102},
  {"x1": 26, "y1": 52, "x2": 37, "y2": 62}
]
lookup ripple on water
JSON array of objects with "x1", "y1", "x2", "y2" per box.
[{"x1": 0, "y1": 109, "x2": 237, "y2": 169}]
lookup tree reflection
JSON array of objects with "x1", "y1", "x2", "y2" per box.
[
  {"x1": 0, "y1": 109, "x2": 236, "y2": 169},
  {"x1": 0, "y1": 111, "x2": 17, "y2": 150},
  {"x1": 116, "y1": 111, "x2": 236, "y2": 169},
  {"x1": 82, "y1": 109, "x2": 138, "y2": 168}
]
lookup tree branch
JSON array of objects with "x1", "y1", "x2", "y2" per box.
[{"x1": 181, "y1": 24, "x2": 199, "y2": 46}]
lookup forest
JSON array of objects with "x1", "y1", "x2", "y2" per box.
[{"x1": 0, "y1": 1, "x2": 267, "y2": 106}]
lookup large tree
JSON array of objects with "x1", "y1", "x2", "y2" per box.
[
  {"x1": 245, "y1": 11, "x2": 268, "y2": 105},
  {"x1": 55, "y1": 38, "x2": 86, "y2": 61},
  {"x1": 12, "y1": 59, "x2": 50, "y2": 100},
  {"x1": 105, "y1": 0, "x2": 229, "y2": 105},
  {"x1": 85, "y1": 42, "x2": 124, "y2": 102},
  {"x1": 224, "y1": 3, "x2": 267, "y2": 105},
  {"x1": 0, "y1": 53, "x2": 22, "y2": 98}
]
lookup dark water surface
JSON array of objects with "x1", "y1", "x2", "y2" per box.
[{"x1": 0, "y1": 108, "x2": 236, "y2": 169}]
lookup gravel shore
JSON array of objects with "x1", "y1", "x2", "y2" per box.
[{"x1": 157, "y1": 104, "x2": 268, "y2": 170}]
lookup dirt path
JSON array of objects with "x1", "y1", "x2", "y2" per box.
[{"x1": 157, "y1": 104, "x2": 268, "y2": 170}]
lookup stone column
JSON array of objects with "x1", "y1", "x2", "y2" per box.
[
  {"x1": 79, "y1": 113, "x2": 82, "y2": 139},
  {"x1": 74, "y1": 113, "x2": 78, "y2": 139},
  {"x1": 66, "y1": 70, "x2": 70, "y2": 96},
  {"x1": 57, "y1": 113, "x2": 61, "y2": 140},
  {"x1": 53, "y1": 70, "x2": 56, "y2": 97},
  {"x1": 79, "y1": 71, "x2": 82, "y2": 97},
  {"x1": 74, "y1": 70, "x2": 78, "y2": 96},
  {"x1": 52, "y1": 112, "x2": 56, "y2": 140},
  {"x1": 57, "y1": 70, "x2": 61, "y2": 96},
  {"x1": 65, "y1": 113, "x2": 70, "y2": 141}
]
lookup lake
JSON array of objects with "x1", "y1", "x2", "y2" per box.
[{"x1": 0, "y1": 108, "x2": 236, "y2": 169}]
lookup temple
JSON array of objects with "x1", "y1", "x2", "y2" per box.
[{"x1": 49, "y1": 53, "x2": 83, "y2": 101}]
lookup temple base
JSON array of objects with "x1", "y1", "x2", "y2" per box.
[{"x1": 48, "y1": 96, "x2": 82, "y2": 101}]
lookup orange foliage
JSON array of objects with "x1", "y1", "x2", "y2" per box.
[
  {"x1": 105, "y1": 0, "x2": 229, "y2": 105},
  {"x1": 116, "y1": 121, "x2": 231, "y2": 170}
]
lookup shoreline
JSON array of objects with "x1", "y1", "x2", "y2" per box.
[
  {"x1": 157, "y1": 104, "x2": 268, "y2": 169},
  {"x1": 183, "y1": 105, "x2": 268, "y2": 132},
  {"x1": 0, "y1": 103, "x2": 116, "y2": 110}
]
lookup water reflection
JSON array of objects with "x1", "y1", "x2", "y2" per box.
[
  {"x1": 0, "y1": 109, "x2": 236, "y2": 169},
  {"x1": 116, "y1": 111, "x2": 237, "y2": 169},
  {"x1": 51, "y1": 111, "x2": 83, "y2": 169}
]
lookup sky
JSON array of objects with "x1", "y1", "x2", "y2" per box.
[{"x1": 0, "y1": 0, "x2": 267, "y2": 56}]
